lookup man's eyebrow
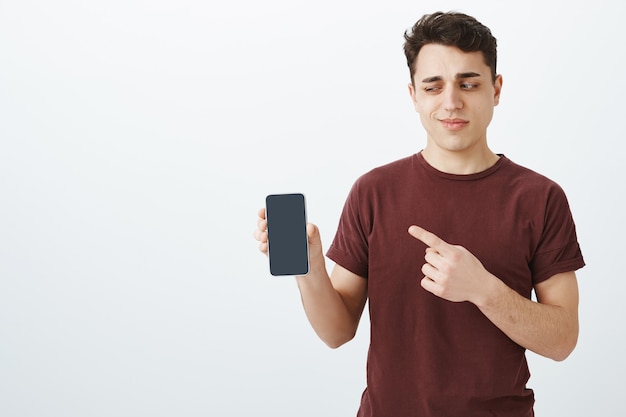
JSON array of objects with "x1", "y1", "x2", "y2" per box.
[
  {"x1": 456, "y1": 72, "x2": 482, "y2": 79},
  {"x1": 421, "y1": 72, "x2": 482, "y2": 83},
  {"x1": 421, "y1": 76, "x2": 443, "y2": 83}
]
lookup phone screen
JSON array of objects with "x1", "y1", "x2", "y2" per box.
[{"x1": 265, "y1": 193, "x2": 309, "y2": 276}]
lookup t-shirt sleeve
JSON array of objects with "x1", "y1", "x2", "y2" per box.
[
  {"x1": 326, "y1": 178, "x2": 370, "y2": 279},
  {"x1": 529, "y1": 183, "x2": 585, "y2": 284}
]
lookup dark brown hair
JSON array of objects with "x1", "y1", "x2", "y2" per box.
[{"x1": 403, "y1": 11, "x2": 498, "y2": 84}]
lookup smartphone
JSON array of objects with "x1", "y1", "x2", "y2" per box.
[{"x1": 265, "y1": 193, "x2": 309, "y2": 276}]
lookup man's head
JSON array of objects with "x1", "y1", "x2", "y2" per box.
[
  {"x1": 404, "y1": 11, "x2": 497, "y2": 85},
  {"x1": 404, "y1": 12, "x2": 503, "y2": 164}
]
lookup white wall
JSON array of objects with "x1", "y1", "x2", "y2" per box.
[{"x1": 1, "y1": 0, "x2": 623, "y2": 415}]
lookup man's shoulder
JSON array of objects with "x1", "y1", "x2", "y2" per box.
[
  {"x1": 502, "y1": 157, "x2": 554, "y2": 180},
  {"x1": 356, "y1": 154, "x2": 416, "y2": 184},
  {"x1": 500, "y1": 156, "x2": 565, "y2": 195}
]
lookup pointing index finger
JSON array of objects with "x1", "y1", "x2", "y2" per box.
[{"x1": 408, "y1": 225, "x2": 449, "y2": 252}]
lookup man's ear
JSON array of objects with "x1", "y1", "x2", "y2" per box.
[
  {"x1": 493, "y1": 74, "x2": 503, "y2": 106},
  {"x1": 408, "y1": 82, "x2": 420, "y2": 113}
]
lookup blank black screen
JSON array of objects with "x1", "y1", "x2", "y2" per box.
[{"x1": 265, "y1": 193, "x2": 309, "y2": 276}]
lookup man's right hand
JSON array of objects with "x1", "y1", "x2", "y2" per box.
[
  {"x1": 253, "y1": 207, "x2": 367, "y2": 348},
  {"x1": 253, "y1": 207, "x2": 269, "y2": 256},
  {"x1": 253, "y1": 207, "x2": 325, "y2": 271}
]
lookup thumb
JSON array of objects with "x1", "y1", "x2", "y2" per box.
[
  {"x1": 302, "y1": 223, "x2": 328, "y2": 277},
  {"x1": 307, "y1": 223, "x2": 322, "y2": 247},
  {"x1": 306, "y1": 223, "x2": 325, "y2": 264}
]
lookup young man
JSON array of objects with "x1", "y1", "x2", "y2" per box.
[{"x1": 254, "y1": 11, "x2": 584, "y2": 417}]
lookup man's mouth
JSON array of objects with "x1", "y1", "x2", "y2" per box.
[{"x1": 439, "y1": 118, "x2": 469, "y2": 130}]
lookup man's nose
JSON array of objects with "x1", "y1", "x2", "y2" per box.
[{"x1": 442, "y1": 87, "x2": 463, "y2": 112}]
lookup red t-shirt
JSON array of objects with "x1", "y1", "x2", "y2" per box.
[{"x1": 326, "y1": 152, "x2": 585, "y2": 417}]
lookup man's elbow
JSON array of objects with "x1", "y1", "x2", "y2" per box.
[
  {"x1": 549, "y1": 331, "x2": 579, "y2": 362},
  {"x1": 549, "y1": 348, "x2": 572, "y2": 362},
  {"x1": 322, "y1": 330, "x2": 356, "y2": 349}
]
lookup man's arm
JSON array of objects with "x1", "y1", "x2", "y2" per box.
[
  {"x1": 477, "y1": 271, "x2": 579, "y2": 361},
  {"x1": 296, "y1": 259, "x2": 368, "y2": 349},
  {"x1": 255, "y1": 208, "x2": 368, "y2": 348},
  {"x1": 408, "y1": 225, "x2": 580, "y2": 361}
]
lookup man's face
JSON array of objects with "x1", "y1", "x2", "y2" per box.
[{"x1": 408, "y1": 44, "x2": 502, "y2": 155}]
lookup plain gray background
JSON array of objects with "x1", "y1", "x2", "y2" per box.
[{"x1": 1, "y1": 0, "x2": 624, "y2": 415}]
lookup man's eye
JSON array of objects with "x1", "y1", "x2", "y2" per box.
[
  {"x1": 424, "y1": 86, "x2": 441, "y2": 93},
  {"x1": 461, "y1": 83, "x2": 478, "y2": 90}
]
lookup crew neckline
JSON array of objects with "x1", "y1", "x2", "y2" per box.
[{"x1": 415, "y1": 151, "x2": 507, "y2": 181}]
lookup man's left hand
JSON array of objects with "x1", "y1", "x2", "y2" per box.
[{"x1": 408, "y1": 225, "x2": 495, "y2": 305}]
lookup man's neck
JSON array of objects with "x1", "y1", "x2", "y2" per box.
[{"x1": 421, "y1": 146, "x2": 500, "y2": 175}]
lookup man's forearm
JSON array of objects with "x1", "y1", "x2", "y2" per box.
[
  {"x1": 476, "y1": 274, "x2": 579, "y2": 361},
  {"x1": 295, "y1": 270, "x2": 360, "y2": 349}
]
